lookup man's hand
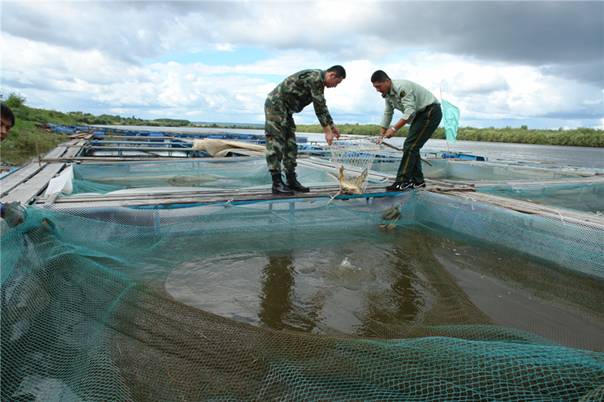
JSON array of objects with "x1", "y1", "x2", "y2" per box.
[
  {"x1": 2, "y1": 202, "x2": 26, "y2": 227},
  {"x1": 383, "y1": 127, "x2": 397, "y2": 139},
  {"x1": 376, "y1": 127, "x2": 387, "y2": 144},
  {"x1": 377, "y1": 127, "x2": 396, "y2": 144},
  {"x1": 324, "y1": 125, "x2": 335, "y2": 145},
  {"x1": 331, "y1": 125, "x2": 341, "y2": 140}
]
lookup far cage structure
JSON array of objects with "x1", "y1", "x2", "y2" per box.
[{"x1": 329, "y1": 138, "x2": 382, "y2": 192}]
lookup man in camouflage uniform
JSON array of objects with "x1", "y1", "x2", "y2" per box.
[{"x1": 265, "y1": 65, "x2": 346, "y2": 194}]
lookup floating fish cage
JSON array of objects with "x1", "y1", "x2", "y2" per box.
[
  {"x1": 1, "y1": 133, "x2": 603, "y2": 400},
  {"x1": 65, "y1": 158, "x2": 385, "y2": 195},
  {"x1": 367, "y1": 155, "x2": 604, "y2": 215},
  {"x1": 83, "y1": 128, "x2": 270, "y2": 158},
  {"x1": 371, "y1": 157, "x2": 589, "y2": 181},
  {"x1": 54, "y1": 126, "x2": 303, "y2": 158},
  {"x1": 477, "y1": 180, "x2": 604, "y2": 215}
]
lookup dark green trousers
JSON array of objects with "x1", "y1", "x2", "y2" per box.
[{"x1": 396, "y1": 103, "x2": 442, "y2": 183}]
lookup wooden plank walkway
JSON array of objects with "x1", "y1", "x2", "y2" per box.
[
  {"x1": 34, "y1": 178, "x2": 471, "y2": 209},
  {"x1": 1, "y1": 146, "x2": 66, "y2": 197},
  {"x1": 1, "y1": 139, "x2": 85, "y2": 204},
  {"x1": 36, "y1": 183, "x2": 382, "y2": 208}
]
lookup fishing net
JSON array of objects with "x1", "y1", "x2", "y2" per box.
[
  {"x1": 67, "y1": 158, "x2": 344, "y2": 195},
  {"x1": 329, "y1": 138, "x2": 381, "y2": 171},
  {"x1": 2, "y1": 192, "x2": 603, "y2": 401},
  {"x1": 329, "y1": 139, "x2": 381, "y2": 193},
  {"x1": 370, "y1": 158, "x2": 586, "y2": 182},
  {"x1": 478, "y1": 180, "x2": 604, "y2": 215}
]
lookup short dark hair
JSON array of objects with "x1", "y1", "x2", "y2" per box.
[
  {"x1": 371, "y1": 70, "x2": 390, "y2": 83},
  {"x1": 1, "y1": 103, "x2": 15, "y2": 127},
  {"x1": 326, "y1": 65, "x2": 346, "y2": 79}
]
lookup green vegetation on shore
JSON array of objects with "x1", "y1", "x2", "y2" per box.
[
  {"x1": 1, "y1": 93, "x2": 602, "y2": 165},
  {"x1": 0, "y1": 94, "x2": 193, "y2": 164},
  {"x1": 295, "y1": 124, "x2": 604, "y2": 147},
  {"x1": 67, "y1": 111, "x2": 191, "y2": 127},
  {"x1": 0, "y1": 95, "x2": 72, "y2": 165}
]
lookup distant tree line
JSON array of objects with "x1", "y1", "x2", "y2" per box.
[
  {"x1": 295, "y1": 124, "x2": 604, "y2": 147},
  {"x1": 67, "y1": 111, "x2": 192, "y2": 127}
]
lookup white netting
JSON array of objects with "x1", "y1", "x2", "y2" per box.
[
  {"x1": 329, "y1": 139, "x2": 381, "y2": 193},
  {"x1": 329, "y1": 139, "x2": 381, "y2": 171}
]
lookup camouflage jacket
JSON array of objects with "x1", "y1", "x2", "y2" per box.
[{"x1": 267, "y1": 69, "x2": 334, "y2": 128}]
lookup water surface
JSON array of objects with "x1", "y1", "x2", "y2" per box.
[{"x1": 164, "y1": 225, "x2": 604, "y2": 351}]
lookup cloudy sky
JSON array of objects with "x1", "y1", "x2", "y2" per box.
[{"x1": 1, "y1": 1, "x2": 603, "y2": 128}]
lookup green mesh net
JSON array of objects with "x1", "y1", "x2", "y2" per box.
[
  {"x1": 70, "y1": 158, "x2": 344, "y2": 195},
  {"x1": 371, "y1": 158, "x2": 586, "y2": 182},
  {"x1": 2, "y1": 193, "x2": 603, "y2": 400},
  {"x1": 478, "y1": 180, "x2": 604, "y2": 214}
]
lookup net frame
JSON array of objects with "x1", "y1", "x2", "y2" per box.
[{"x1": 329, "y1": 139, "x2": 381, "y2": 193}]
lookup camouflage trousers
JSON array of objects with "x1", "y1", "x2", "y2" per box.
[{"x1": 264, "y1": 98, "x2": 298, "y2": 173}]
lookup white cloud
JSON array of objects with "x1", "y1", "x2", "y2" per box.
[
  {"x1": 215, "y1": 43, "x2": 234, "y2": 52},
  {"x1": 1, "y1": 2, "x2": 602, "y2": 128}
]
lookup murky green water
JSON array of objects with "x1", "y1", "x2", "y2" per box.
[{"x1": 163, "y1": 225, "x2": 604, "y2": 351}]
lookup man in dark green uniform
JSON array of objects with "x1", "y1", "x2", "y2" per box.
[
  {"x1": 371, "y1": 70, "x2": 442, "y2": 191},
  {"x1": 265, "y1": 65, "x2": 346, "y2": 194}
]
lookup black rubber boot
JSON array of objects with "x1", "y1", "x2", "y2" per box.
[
  {"x1": 286, "y1": 172, "x2": 310, "y2": 193},
  {"x1": 272, "y1": 172, "x2": 294, "y2": 195}
]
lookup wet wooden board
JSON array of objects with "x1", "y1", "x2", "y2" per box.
[
  {"x1": 1, "y1": 140, "x2": 85, "y2": 204},
  {"x1": 0, "y1": 146, "x2": 67, "y2": 196},
  {"x1": 38, "y1": 189, "x2": 403, "y2": 209},
  {"x1": 35, "y1": 179, "x2": 468, "y2": 209},
  {"x1": 39, "y1": 183, "x2": 370, "y2": 203}
]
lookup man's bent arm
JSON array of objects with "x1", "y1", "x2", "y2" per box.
[
  {"x1": 380, "y1": 99, "x2": 394, "y2": 128},
  {"x1": 310, "y1": 80, "x2": 334, "y2": 128}
]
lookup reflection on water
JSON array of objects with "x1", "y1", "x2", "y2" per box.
[
  {"x1": 355, "y1": 246, "x2": 422, "y2": 337},
  {"x1": 165, "y1": 226, "x2": 604, "y2": 351},
  {"x1": 259, "y1": 255, "x2": 296, "y2": 330}
]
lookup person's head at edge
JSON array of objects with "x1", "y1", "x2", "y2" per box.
[
  {"x1": 325, "y1": 65, "x2": 346, "y2": 88},
  {"x1": 371, "y1": 70, "x2": 392, "y2": 96},
  {"x1": 1, "y1": 103, "x2": 15, "y2": 142}
]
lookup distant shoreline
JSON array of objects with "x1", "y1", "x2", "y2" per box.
[
  {"x1": 197, "y1": 123, "x2": 604, "y2": 148},
  {"x1": 1, "y1": 96, "x2": 602, "y2": 165}
]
